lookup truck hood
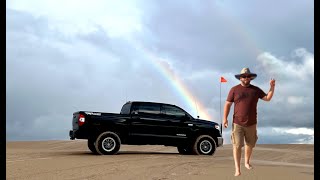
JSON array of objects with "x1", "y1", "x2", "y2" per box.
[{"x1": 197, "y1": 119, "x2": 219, "y2": 126}]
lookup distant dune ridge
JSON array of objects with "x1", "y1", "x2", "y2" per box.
[{"x1": 7, "y1": 141, "x2": 314, "y2": 180}]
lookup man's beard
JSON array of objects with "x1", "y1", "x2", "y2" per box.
[{"x1": 241, "y1": 79, "x2": 251, "y2": 86}]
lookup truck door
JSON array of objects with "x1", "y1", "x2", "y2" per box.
[
  {"x1": 129, "y1": 102, "x2": 167, "y2": 143},
  {"x1": 160, "y1": 104, "x2": 193, "y2": 144}
]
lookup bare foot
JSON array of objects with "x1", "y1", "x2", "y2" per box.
[
  {"x1": 245, "y1": 164, "x2": 253, "y2": 170},
  {"x1": 234, "y1": 171, "x2": 241, "y2": 176}
]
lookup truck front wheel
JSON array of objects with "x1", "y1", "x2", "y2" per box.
[
  {"x1": 192, "y1": 135, "x2": 216, "y2": 155},
  {"x1": 95, "y1": 131, "x2": 121, "y2": 155}
]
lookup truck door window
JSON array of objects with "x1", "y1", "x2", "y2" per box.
[
  {"x1": 138, "y1": 103, "x2": 161, "y2": 115},
  {"x1": 162, "y1": 105, "x2": 186, "y2": 117}
]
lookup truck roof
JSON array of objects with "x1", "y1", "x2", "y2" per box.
[{"x1": 124, "y1": 101, "x2": 179, "y2": 107}]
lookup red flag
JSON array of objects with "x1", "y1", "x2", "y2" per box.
[{"x1": 220, "y1": 77, "x2": 227, "y2": 83}]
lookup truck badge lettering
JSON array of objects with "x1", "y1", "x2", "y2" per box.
[{"x1": 85, "y1": 112, "x2": 101, "y2": 116}]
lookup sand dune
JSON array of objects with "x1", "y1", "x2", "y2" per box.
[{"x1": 6, "y1": 140, "x2": 314, "y2": 180}]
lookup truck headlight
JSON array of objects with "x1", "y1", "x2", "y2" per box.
[{"x1": 215, "y1": 125, "x2": 220, "y2": 130}]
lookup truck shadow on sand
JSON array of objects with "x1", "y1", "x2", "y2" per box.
[
  {"x1": 64, "y1": 151, "x2": 180, "y2": 156},
  {"x1": 118, "y1": 151, "x2": 179, "y2": 155}
]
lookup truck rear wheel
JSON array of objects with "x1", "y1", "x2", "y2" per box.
[
  {"x1": 88, "y1": 138, "x2": 98, "y2": 154},
  {"x1": 95, "y1": 131, "x2": 121, "y2": 155},
  {"x1": 192, "y1": 135, "x2": 216, "y2": 155}
]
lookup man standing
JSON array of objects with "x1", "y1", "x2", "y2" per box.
[{"x1": 223, "y1": 68, "x2": 275, "y2": 176}]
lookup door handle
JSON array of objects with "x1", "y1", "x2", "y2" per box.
[{"x1": 188, "y1": 123, "x2": 193, "y2": 126}]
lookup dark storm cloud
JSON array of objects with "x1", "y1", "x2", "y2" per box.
[
  {"x1": 134, "y1": 0, "x2": 257, "y2": 72},
  {"x1": 135, "y1": 0, "x2": 313, "y2": 70},
  {"x1": 218, "y1": 0, "x2": 314, "y2": 56}
]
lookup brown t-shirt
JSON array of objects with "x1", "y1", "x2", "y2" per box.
[{"x1": 227, "y1": 84, "x2": 266, "y2": 127}]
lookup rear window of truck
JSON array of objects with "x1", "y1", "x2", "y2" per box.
[
  {"x1": 120, "y1": 103, "x2": 132, "y2": 114},
  {"x1": 136, "y1": 103, "x2": 161, "y2": 115}
]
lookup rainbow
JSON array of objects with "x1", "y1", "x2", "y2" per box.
[
  {"x1": 129, "y1": 39, "x2": 211, "y2": 120},
  {"x1": 153, "y1": 60, "x2": 212, "y2": 120}
]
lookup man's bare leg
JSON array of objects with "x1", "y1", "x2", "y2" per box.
[
  {"x1": 245, "y1": 145, "x2": 253, "y2": 170},
  {"x1": 233, "y1": 146, "x2": 242, "y2": 176}
]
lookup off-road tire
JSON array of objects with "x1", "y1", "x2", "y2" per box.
[
  {"x1": 95, "y1": 131, "x2": 121, "y2": 155},
  {"x1": 192, "y1": 135, "x2": 216, "y2": 155}
]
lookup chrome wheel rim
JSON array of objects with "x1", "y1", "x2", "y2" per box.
[
  {"x1": 102, "y1": 137, "x2": 116, "y2": 152},
  {"x1": 200, "y1": 140, "x2": 212, "y2": 154}
]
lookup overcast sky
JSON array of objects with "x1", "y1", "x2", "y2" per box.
[{"x1": 6, "y1": 0, "x2": 314, "y2": 144}]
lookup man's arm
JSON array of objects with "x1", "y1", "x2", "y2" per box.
[
  {"x1": 262, "y1": 78, "x2": 276, "y2": 101},
  {"x1": 223, "y1": 101, "x2": 233, "y2": 128}
]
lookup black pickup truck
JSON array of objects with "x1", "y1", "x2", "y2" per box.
[{"x1": 69, "y1": 101, "x2": 223, "y2": 155}]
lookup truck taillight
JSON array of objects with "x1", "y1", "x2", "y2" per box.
[{"x1": 78, "y1": 114, "x2": 85, "y2": 126}]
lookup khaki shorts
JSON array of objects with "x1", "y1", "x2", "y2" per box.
[{"x1": 231, "y1": 123, "x2": 258, "y2": 148}]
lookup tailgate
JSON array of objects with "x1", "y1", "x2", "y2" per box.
[
  {"x1": 70, "y1": 112, "x2": 88, "y2": 140},
  {"x1": 72, "y1": 112, "x2": 81, "y2": 131}
]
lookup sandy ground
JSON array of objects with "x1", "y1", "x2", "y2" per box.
[{"x1": 6, "y1": 140, "x2": 314, "y2": 180}]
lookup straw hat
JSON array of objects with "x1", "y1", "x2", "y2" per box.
[{"x1": 235, "y1": 68, "x2": 257, "y2": 80}]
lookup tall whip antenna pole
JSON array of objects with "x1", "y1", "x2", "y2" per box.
[
  {"x1": 220, "y1": 81, "x2": 222, "y2": 135},
  {"x1": 195, "y1": 99, "x2": 199, "y2": 119}
]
